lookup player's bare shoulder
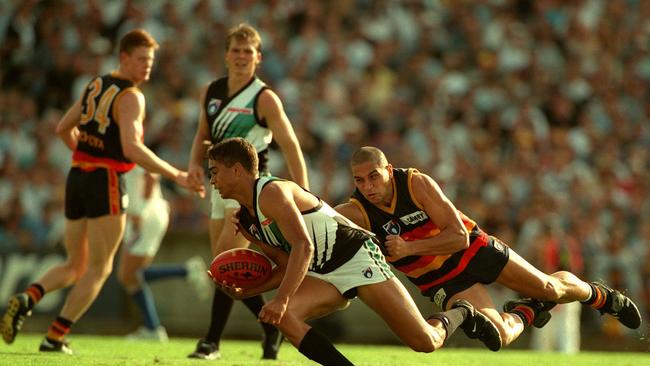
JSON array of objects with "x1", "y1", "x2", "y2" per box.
[
  {"x1": 410, "y1": 169, "x2": 434, "y2": 189},
  {"x1": 256, "y1": 88, "x2": 285, "y2": 117},
  {"x1": 409, "y1": 169, "x2": 446, "y2": 205},
  {"x1": 115, "y1": 88, "x2": 145, "y2": 124}
]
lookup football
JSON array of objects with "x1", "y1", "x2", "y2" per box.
[{"x1": 207, "y1": 248, "x2": 272, "y2": 289}]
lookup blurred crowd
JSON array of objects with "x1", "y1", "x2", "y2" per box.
[{"x1": 1, "y1": 0, "x2": 649, "y2": 337}]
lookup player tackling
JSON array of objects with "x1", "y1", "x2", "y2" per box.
[{"x1": 206, "y1": 137, "x2": 502, "y2": 365}]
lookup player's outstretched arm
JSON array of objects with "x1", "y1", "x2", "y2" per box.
[
  {"x1": 187, "y1": 85, "x2": 210, "y2": 187},
  {"x1": 117, "y1": 90, "x2": 204, "y2": 196}
]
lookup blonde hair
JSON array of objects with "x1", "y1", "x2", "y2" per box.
[{"x1": 225, "y1": 23, "x2": 262, "y2": 52}]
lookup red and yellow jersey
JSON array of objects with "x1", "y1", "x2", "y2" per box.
[
  {"x1": 350, "y1": 168, "x2": 489, "y2": 293},
  {"x1": 72, "y1": 72, "x2": 138, "y2": 172}
]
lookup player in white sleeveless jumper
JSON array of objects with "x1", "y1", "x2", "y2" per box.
[{"x1": 186, "y1": 23, "x2": 308, "y2": 360}]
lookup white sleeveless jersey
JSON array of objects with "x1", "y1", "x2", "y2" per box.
[
  {"x1": 238, "y1": 176, "x2": 370, "y2": 274},
  {"x1": 206, "y1": 77, "x2": 272, "y2": 154}
]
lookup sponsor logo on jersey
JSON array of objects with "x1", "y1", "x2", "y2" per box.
[
  {"x1": 399, "y1": 210, "x2": 428, "y2": 225},
  {"x1": 227, "y1": 107, "x2": 253, "y2": 114},
  {"x1": 261, "y1": 218, "x2": 273, "y2": 226},
  {"x1": 208, "y1": 98, "x2": 221, "y2": 116},
  {"x1": 249, "y1": 224, "x2": 262, "y2": 241},
  {"x1": 363, "y1": 267, "x2": 374, "y2": 278},
  {"x1": 382, "y1": 219, "x2": 401, "y2": 235},
  {"x1": 78, "y1": 130, "x2": 105, "y2": 150},
  {"x1": 433, "y1": 288, "x2": 447, "y2": 307}
]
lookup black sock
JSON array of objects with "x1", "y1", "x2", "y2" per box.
[
  {"x1": 298, "y1": 327, "x2": 354, "y2": 366},
  {"x1": 429, "y1": 307, "x2": 467, "y2": 340},
  {"x1": 205, "y1": 289, "x2": 234, "y2": 344},
  {"x1": 242, "y1": 295, "x2": 278, "y2": 336}
]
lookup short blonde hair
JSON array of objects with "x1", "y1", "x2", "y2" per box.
[{"x1": 225, "y1": 23, "x2": 262, "y2": 52}]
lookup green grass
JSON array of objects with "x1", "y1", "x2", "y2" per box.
[{"x1": 1, "y1": 334, "x2": 648, "y2": 366}]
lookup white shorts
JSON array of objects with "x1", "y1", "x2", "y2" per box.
[
  {"x1": 124, "y1": 200, "x2": 170, "y2": 257},
  {"x1": 210, "y1": 186, "x2": 240, "y2": 219},
  {"x1": 307, "y1": 239, "x2": 394, "y2": 298}
]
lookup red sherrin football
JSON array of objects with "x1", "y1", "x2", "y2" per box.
[{"x1": 208, "y1": 248, "x2": 272, "y2": 289}]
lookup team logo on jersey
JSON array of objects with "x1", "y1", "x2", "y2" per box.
[
  {"x1": 382, "y1": 220, "x2": 401, "y2": 235},
  {"x1": 208, "y1": 98, "x2": 221, "y2": 116},
  {"x1": 363, "y1": 267, "x2": 374, "y2": 278},
  {"x1": 399, "y1": 210, "x2": 428, "y2": 225},
  {"x1": 433, "y1": 288, "x2": 447, "y2": 307},
  {"x1": 248, "y1": 224, "x2": 262, "y2": 241}
]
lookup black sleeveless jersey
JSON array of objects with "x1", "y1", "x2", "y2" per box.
[
  {"x1": 350, "y1": 168, "x2": 483, "y2": 292},
  {"x1": 203, "y1": 76, "x2": 271, "y2": 174},
  {"x1": 72, "y1": 73, "x2": 137, "y2": 172}
]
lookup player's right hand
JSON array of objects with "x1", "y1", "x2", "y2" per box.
[
  {"x1": 175, "y1": 171, "x2": 206, "y2": 198},
  {"x1": 259, "y1": 296, "x2": 289, "y2": 325},
  {"x1": 188, "y1": 163, "x2": 206, "y2": 187}
]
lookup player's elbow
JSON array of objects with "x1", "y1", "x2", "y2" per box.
[
  {"x1": 295, "y1": 240, "x2": 314, "y2": 259},
  {"x1": 122, "y1": 142, "x2": 140, "y2": 161},
  {"x1": 55, "y1": 122, "x2": 73, "y2": 139},
  {"x1": 55, "y1": 124, "x2": 66, "y2": 136}
]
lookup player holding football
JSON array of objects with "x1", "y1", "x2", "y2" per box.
[
  {"x1": 206, "y1": 138, "x2": 502, "y2": 366},
  {"x1": 334, "y1": 146, "x2": 642, "y2": 348},
  {"x1": 0, "y1": 29, "x2": 204, "y2": 354},
  {"x1": 186, "y1": 23, "x2": 308, "y2": 360}
]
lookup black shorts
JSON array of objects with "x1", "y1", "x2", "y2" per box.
[
  {"x1": 426, "y1": 236, "x2": 509, "y2": 309},
  {"x1": 65, "y1": 167, "x2": 127, "y2": 219}
]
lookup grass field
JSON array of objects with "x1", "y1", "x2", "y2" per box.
[{"x1": 0, "y1": 334, "x2": 648, "y2": 366}]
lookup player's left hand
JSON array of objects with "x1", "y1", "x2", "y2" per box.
[
  {"x1": 385, "y1": 234, "x2": 410, "y2": 260},
  {"x1": 214, "y1": 279, "x2": 245, "y2": 300},
  {"x1": 259, "y1": 295, "x2": 289, "y2": 325}
]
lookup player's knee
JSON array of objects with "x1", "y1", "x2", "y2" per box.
[
  {"x1": 409, "y1": 337, "x2": 437, "y2": 353},
  {"x1": 116, "y1": 270, "x2": 139, "y2": 288},
  {"x1": 276, "y1": 315, "x2": 303, "y2": 346},
  {"x1": 62, "y1": 260, "x2": 86, "y2": 282},
  {"x1": 405, "y1": 329, "x2": 441, "y2": 353},
  {"x1": 86, "y1": 261, "x2": 114, "y2": 281}
]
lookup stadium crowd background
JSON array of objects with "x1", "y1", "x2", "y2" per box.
[{"x1": 0, "y1": 0, "x2": 648, "y2": 344}]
